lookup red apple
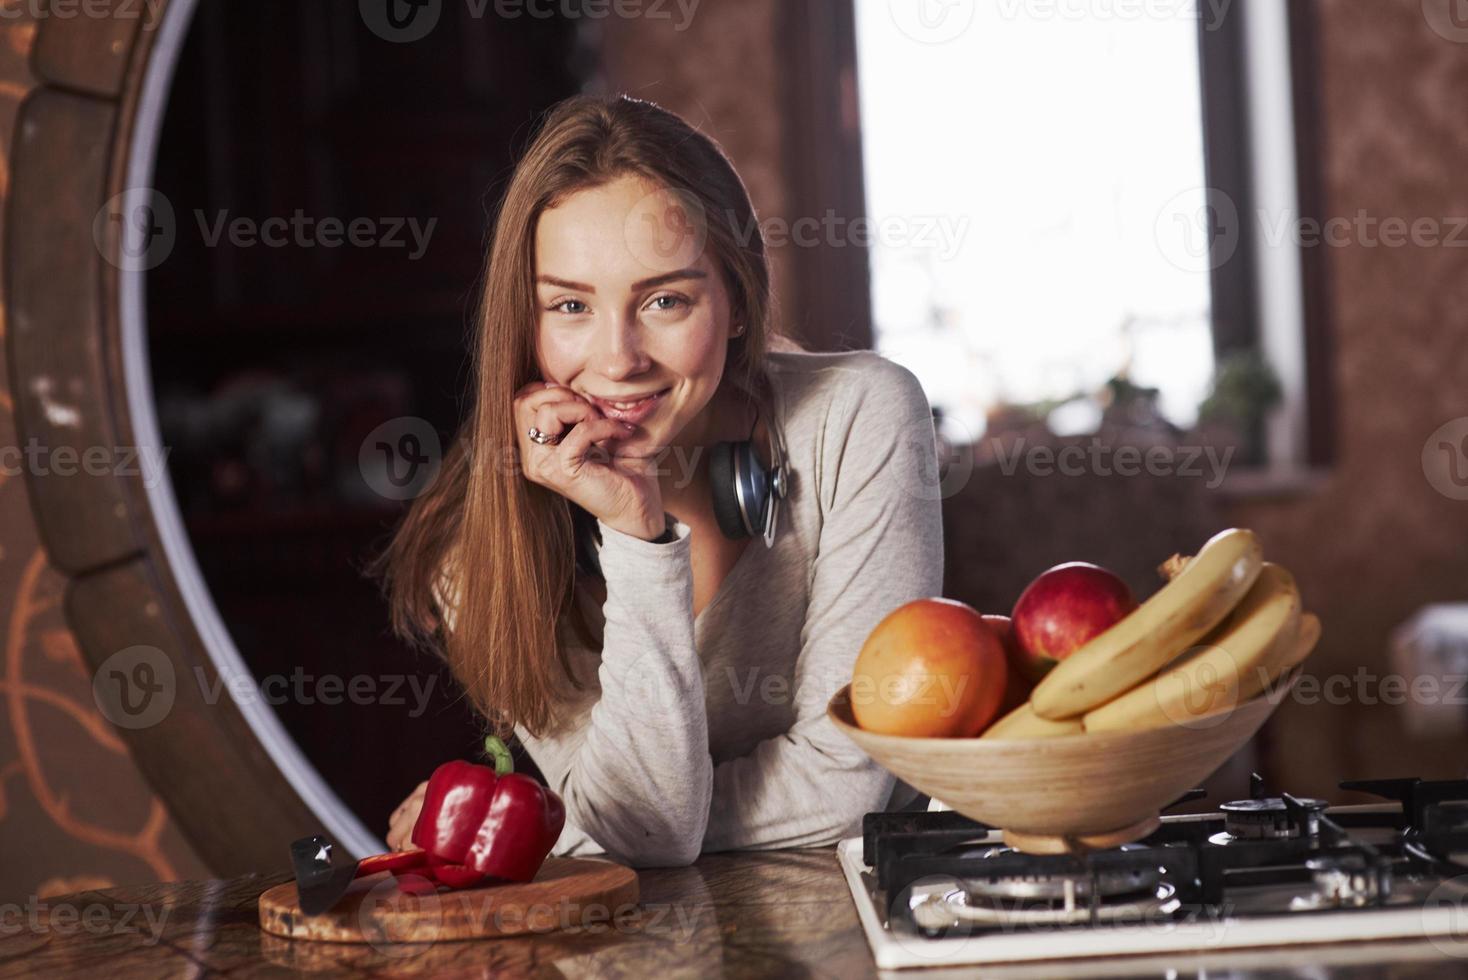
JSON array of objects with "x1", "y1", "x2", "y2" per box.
[
  {"x1": 1011, "y1": 563, "x2": 1137, "y2": 682},
  {"x1": 981, "y1": 614, "x2": 1034, "y2": 716}
]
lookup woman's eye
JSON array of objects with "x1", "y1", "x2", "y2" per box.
[
  {"x1": 549, "y1": 295, "x2": 687, "y2": 316},
  {"x1": 647, "y1": 294, "x2": 688, "y2": 312}
]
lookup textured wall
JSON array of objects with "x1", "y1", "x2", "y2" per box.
[
  {"x1": 592, "y1": 0, "x2": 800, "y2": 339},
  {"x1": 1226, "y1": 0, "x2": 1468, "y2": 795}
]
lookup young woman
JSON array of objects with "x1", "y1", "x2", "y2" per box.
[{"x1": 377, "y1": 94, "x2": 943, "y2": 867}]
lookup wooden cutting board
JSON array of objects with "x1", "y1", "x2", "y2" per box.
[{"x1": 258, "y1": 857, "x2": 638, "y2": 944}]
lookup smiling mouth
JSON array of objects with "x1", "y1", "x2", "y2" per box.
[{"x1": 588, "y1": 388, "x2": 670, "y2": 424}]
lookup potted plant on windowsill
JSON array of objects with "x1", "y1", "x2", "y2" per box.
[{"x1": 1193, "y1": 351, "x2": 1283, "y2": 469}]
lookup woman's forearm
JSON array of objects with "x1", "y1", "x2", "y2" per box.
[
  {"x1": 702, "y1": 722, "x2": 896, "y2": 852},
  {"x1": 521, "y1": 517, "x2": 713, "y2": 866}
]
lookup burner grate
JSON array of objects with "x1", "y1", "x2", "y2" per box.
[{"x1": 866, "y1": 773, "x2": 1468, "y2": 934}]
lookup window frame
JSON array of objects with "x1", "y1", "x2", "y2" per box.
[
  {"x1": 793, "y1": 0, "x2": 1337, "y2": 471},
  {"x1": 1200, "y1": 0, "x2": 1336, "y2": 470}
]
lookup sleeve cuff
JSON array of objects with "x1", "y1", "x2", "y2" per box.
[
  {"x1": 594, "y1": 515, "x2": 693, "y2": 598},
  {"x1": 595, "y1": 514, "x2": 691, "y2": 556}
]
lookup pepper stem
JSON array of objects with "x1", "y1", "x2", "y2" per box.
[{"x1": 483, "y1": 735, "x2": 514, "y2": 776}]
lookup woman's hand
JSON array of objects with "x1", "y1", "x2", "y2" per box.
[
  {"x1": 513, "y1": 381, "x2": 666, "y2": 540},
  {"x1": 386, "y1": 780, "x2": 427, "y2": 851}
]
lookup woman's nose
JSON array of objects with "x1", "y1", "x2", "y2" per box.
[{"x1": 593, "y1": 315, "x2": 651, "y2": 380}]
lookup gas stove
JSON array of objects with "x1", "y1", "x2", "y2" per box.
[{"x1": 839, "y1": 776, "x2": 1468, "y2": 970}]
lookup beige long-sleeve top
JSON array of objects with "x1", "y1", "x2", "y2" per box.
[{"x1": 440, "y1": 349, "x2": 945, "y2": 866}]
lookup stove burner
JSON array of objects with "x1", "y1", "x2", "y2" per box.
[
  {"x1": 1285, "y1": 850, "x2": 1385, "y2": 915},
  {"x1": 1220, "y1": 796, "x2": 1329, "y2": 840},
  {"x1": 906, "y1": 878, "x2": 1181, "y2": 931},
  {"x1": 962, "y1": 845, "x2": 1164, "y2": 901},
  {"x1": 1303, "y1": 854, "x2": 1390, "y2": 909}
]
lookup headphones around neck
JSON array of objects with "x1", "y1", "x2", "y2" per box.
[
  {"x1": 709, "y1": 405, "x2": 789, "y2": 548},
  {"x1": 575, "y1": 401, "x2": 789, "y2": 579}
]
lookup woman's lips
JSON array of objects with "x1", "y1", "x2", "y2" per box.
[{"x1": 588, "y1": 388, "x2": 668, "y2": 425}]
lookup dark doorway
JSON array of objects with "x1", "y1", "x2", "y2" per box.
[{"x1": 147, "y1": 1, "x2": 583, "y2": 834}]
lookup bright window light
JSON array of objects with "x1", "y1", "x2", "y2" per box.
[{"x1": 855, "y1": 0, "x2": 1216, "y2": 442}]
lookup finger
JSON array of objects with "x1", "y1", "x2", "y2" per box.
[
  {"x1": 387, "y1": 782, "x2": 427, "y2": 841},
  {"x1": 513, "y1": 387, "x2": 585, "y2": 429},
  {"x1": 529, "y1": 400, "x2": 600, "y2": 446},
  {"x1": 515, "y1": 379, "x2": 568, "y2": 400},
  {"x1": 389, "y1": 803, "x2": 411, "y2": 826},
  {"x1": 513, "y1": 385, "x2": 561, "y2": 422},
  {"x1": 559, "y1": 417, "x2": 634, "y2": 462},
  {"x1": 391, "y1": 783, "x2": 424, "y2": 814},
  {"x1": 539, "y1": 381, "x2": 589, "y2": 399},
  {"x1": 515, "y1": 381, "x2": 592, "y2": 412},
  {"x1": 388, "y1": 814, "x2": 413, "y2": 850},
  {"x1": 516, "y1": 395, "x2": 598, "y2": 444}
]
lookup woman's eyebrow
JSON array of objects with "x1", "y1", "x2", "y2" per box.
[{"x1": 536, "y1": 269, "x2": 708, "y2": 293}]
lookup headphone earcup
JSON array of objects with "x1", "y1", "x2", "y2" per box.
[{"x1": 709, "y1": 440, "x2": 751, "y2": 540}]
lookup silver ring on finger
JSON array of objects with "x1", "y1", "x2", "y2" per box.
[{"x1": 528, "y1": 426, "x2": 561, "y2": 446}]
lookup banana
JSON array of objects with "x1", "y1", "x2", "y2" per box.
[
  {"x1": 1081, "y1": 563, "x2": 1301, "y2": 733},
  {"x1": 1031, "y1": 528, "x2": 1264, "y2": 719},
  {"x1": 1223, "y1": 610, "x2": 1320, "y2": 713},
  {"x1": 1262, "y1": 609, "x2": 1321, "y2": 682},
  {"x1": 979, "y1": 701, "x2": 1084, "y2": 740}
]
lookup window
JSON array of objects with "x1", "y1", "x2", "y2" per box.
[{"x1": 854, "y1": 0, "x2": 1325, "y2": 470}]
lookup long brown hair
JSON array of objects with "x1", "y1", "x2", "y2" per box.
[{"x1": 370, "y1": 94, "x2": 799, "y2": 738}]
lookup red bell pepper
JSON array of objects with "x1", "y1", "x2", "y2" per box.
[{"x1": 409, "y1": 735, "x2": 565, "y2": 888}]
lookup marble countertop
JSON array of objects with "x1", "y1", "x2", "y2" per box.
[
  {"x1": 6, "y1": 846, "x2": 1468, "y2": 979},
  {"x1": 1, "y1": 848, "x2": 876, "y2": 978}
]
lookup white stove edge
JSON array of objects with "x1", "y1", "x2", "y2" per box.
[{"x1": 836, "y1": 807, "x2": 1468, "y2": 970}]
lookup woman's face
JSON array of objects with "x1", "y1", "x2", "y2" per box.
[{"x1": 533, "y1": 174, "x2": 737, "y2": 459}]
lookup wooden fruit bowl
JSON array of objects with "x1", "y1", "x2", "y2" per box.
[{"x1": 827, "y1": 681, "x2": 1290, "y2": 854}]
